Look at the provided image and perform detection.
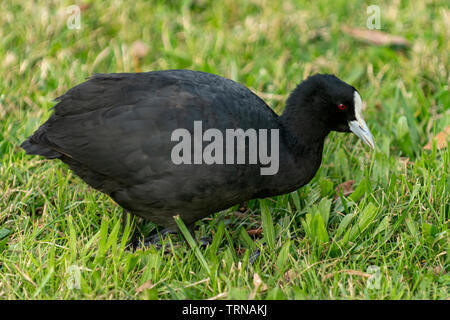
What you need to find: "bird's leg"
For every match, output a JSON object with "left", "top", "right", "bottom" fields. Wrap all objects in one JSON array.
[
  {"left": 249, "top": 248, "right": 261, "bottom": 264},
  {"left": 142, "top": 227, "right": 179, "bottom": 246},
  {"left": 198, "top": 235, "right": 212, "bottom": 247},
  {"left": 139, "top": 224, "right": 212, "bottom": 248}
]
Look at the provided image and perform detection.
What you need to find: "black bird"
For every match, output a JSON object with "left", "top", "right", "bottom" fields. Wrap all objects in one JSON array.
[{"left": 21, "top": 70, "right": 374, "bottom": 239}]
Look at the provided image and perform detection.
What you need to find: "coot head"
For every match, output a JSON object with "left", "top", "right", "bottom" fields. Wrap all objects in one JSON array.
[{"left": 283, "top": 74, "right": 374, "bottom": 148}]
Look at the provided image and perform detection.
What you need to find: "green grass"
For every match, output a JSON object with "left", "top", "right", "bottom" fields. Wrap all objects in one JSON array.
[{"left": 0, "top": 0, "right": 449, "bottom": 299}]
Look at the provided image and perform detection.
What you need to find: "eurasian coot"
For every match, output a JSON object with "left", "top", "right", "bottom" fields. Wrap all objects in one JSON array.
[{"left": 21, "top": 70, "right": 374, "bottom": 235}]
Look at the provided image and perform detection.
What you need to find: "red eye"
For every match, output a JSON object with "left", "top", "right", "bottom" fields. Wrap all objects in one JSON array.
[{"left": 338, "top": 104, "right": 347, "bottom": 110}]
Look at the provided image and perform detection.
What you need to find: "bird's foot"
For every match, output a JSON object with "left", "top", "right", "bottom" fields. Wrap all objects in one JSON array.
[
  {"left": 198, "top": 236, "right": 212, "bottom": 247},
  {"left": 249, "top": 248, "right": 261, "bottom": 264},
  {"left": 142, "top": 227, "right": 178, "bottom": 247},
  {"left": 130, "top": 227, "right": 212, "bottom": 250}
]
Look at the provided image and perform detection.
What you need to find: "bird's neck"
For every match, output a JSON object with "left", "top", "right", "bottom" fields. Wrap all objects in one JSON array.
[
  {"left": 279, "top": 106, "right": 330, "bottom": 155},
  {"left": 255, "top": 113, "right": 327, "bottom": 197},
  {"left": 250, "top": 106, "right": 329, "bottom": 197}
]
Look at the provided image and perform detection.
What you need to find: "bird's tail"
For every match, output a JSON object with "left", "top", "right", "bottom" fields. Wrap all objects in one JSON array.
[{"left": 20, "top": 138, "right": 61, "bottom": 159}]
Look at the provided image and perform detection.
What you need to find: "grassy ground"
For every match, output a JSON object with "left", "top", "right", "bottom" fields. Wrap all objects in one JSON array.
[{"left": 0, "top": 0, "right": 449, "bottom": 299}]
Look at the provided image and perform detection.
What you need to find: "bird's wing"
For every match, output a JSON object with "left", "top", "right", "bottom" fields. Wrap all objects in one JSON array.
[
  {"left": 40, "top": 71, "right": 279, "bottom": 187},
  {"left": 53, "top": 72, "right": 180, "bottom": 116}
]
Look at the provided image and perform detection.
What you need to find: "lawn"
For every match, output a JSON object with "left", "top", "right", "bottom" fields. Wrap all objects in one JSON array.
[{"left": 0, "top": 0, "right": 448, "bottom": 299}]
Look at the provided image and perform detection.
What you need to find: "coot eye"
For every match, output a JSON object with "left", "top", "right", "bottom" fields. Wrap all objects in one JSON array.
[{"left": 338, "top": 104, "right": 347, "bottom": 110}]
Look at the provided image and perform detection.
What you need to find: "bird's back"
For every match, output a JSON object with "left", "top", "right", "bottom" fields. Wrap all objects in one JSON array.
[{"left": 22, "top": 70, "right": 285, "bottom": 227}]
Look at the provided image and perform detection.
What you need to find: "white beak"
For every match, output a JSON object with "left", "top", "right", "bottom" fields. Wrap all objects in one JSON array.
[{"left": 349, "top": 92, "right": 375, "bottom": 149}]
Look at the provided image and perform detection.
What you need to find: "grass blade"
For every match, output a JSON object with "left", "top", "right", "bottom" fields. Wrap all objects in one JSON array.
[
  {"left": 260, "top": 199, "right": 275, "bottom": 251},
  {"left": 173, "top": 215, "right": 211, "bottom": 276}
]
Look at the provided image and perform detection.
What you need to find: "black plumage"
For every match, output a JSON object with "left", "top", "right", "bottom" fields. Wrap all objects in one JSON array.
[{"left": 21, "top": 70, "right": 373, "bottom": 230}]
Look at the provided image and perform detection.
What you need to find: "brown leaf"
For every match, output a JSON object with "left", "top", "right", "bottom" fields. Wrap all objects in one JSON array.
[
  {"left": 247, "top": 227, "right": 262, "bottom": 236},
  {"left": 239, "top": 206, "right": 247, "bottom": 213},
  {"left": 398, "top": 157, "right": 410, "bottom": 173},
  {"left": 341, "top": 26, "right": 410, "bottom": 48},
  {"left": 136, "top": 279, "right": 154, "bottom": 293},
  {"left": 131, "top": 41, "right": 149, "bottom": 72},
  {"left": 253, "top": 273, "right": 262, "bottom": 288},
  {"left": 232, "top": 211, "right": 247, "bottom": 219},
  {"left": 375, "top": 102, "right": 383, "bottom": 111},
  {"left": 335, "top": 180, "right": 355, "bottom": 197},
  {"left": 423, "top": 126, "right": 450, "bottom": 150},
  {"left": 248, "top": 273, "right": 268, "bottom": 299},
  {"left": 284, "top": 269, "right": 298, "bottom": 283},
  {"left": 79, "top": 3, "right": 90, "bottom": 12},
  {"left": 131, "top": 41, "right": 149, "bottom": 59}
]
